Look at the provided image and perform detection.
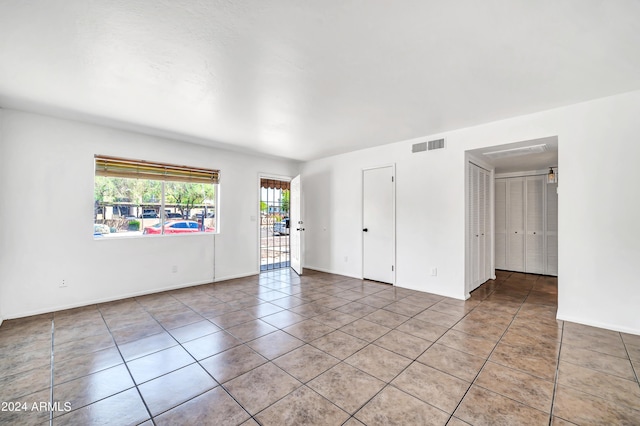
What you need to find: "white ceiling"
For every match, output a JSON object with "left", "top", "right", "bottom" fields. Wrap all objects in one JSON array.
[{"left": 1, "top": 1, "right": 639, "bottom": 161}]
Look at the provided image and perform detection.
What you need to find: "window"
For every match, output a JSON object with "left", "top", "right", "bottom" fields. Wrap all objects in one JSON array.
[{"left": 93, "top": 155, "right": 219, "bottom": 237}]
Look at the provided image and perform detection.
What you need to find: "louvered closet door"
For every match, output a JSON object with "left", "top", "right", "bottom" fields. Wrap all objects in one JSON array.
[
  {"left": 494, "top": 179, "right": 507, "bottom": 269},
  {"left": 478, "top": 169, "right": 487, "bottom": 282},
  {"left": 470, "top": 164, "right": 480, "bottom": 285},
  {"left": 546, "top": 182, "right": 558, "bottom": 275},
  {"left": 507, "top": 178, "right": 525, "bottom": 271},
  {"left": 526, "top": 176, "right": 545, "bottom": 273}
]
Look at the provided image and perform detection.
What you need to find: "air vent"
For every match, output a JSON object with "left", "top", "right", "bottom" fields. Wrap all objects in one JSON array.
[
  {"left": 428, "top": 138, "right": 445, "bottom": 151},
  {"left": 412, "top": 142, "right": 427, "bottom": 153}
]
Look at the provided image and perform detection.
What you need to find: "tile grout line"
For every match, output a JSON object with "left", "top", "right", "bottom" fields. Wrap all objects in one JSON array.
[
  {"left": 548, "top": 320, "right": 565, "bottom": 426},
  {"left": 443, "top": 272, "right": 547, "bottom": 424},
  {"left": 620, "top": 333, "right": 640, "bottom": 385},
  {"left": 49, "top": 319, "right": 54, "bottom": 426},
  {"left": 96, "top": 304, "right": 156, "bottom": 425}
]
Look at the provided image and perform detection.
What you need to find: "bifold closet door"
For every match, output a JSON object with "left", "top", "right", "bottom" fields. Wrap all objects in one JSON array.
[
  {"left": 546, "top": 182, "right": 558, "bottom": 275},
  {"left": 507, "top": 178, "right": 525, "bottom": 271},
  {"left": 526, "top": 176, "right": 545, "bottom": 274},
  {"left": 494, "top": 179, "right": 507, "bottom": 269}
]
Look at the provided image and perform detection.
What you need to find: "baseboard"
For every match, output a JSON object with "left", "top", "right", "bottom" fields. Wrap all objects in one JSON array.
[
  {"left": 4, "top": 278, "right": 216, "bottom": 320},
  {"left": 557, "top": 313, "right": 640, "bottom": 336},
  {"left": 303, "top": 265, "right": 362, "bottom": 280},
  {"left": 214, "top": 271, "right": 260, "bottom": 282}
]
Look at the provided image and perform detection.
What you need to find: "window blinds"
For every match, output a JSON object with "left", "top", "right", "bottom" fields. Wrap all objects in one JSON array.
[{"left": 95, "top": 155, "right": 219, "bottom": 184}]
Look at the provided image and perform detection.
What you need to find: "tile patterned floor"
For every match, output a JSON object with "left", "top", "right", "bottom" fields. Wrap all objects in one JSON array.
[{"left": 1, "top": 269, "right": 639, "bottom": 425}]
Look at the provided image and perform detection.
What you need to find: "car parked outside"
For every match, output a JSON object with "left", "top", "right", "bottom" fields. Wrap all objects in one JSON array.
[
  {"left": 140, "top": 209, "right": 159, "bottom": 218},
  {"left": 143, "top": 220, "right": 214, "bottom": 234},
  {"left": 166, "top": 212, "right": 183, "bottom": 219},
  {"left": 273, "top": 218, "right": 290, "bottom": 235}
]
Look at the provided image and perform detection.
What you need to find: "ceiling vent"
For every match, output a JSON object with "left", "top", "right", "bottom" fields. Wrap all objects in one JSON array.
[
  {"left": 483, "top": 143, "right": 548, "bottom": 159},
  {"left": 412, "top": 138, "right": 445, "bottom": 154}
]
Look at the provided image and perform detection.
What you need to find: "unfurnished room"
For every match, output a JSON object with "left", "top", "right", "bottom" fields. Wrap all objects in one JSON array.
[{"left": 1, "top": 1, "right": 639, "bottom": 425}]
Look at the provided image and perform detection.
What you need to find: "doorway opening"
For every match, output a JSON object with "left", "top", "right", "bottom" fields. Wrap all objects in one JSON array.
[
  {"left": 465, "top": 136, "right": 559, "bottom": 296},
  {"left": 260, "top": 178, "right": 290, "bottom": 271}
]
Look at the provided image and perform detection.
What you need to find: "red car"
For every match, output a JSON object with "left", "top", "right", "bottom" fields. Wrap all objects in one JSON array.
[{"left": 143, "top": 220, "right": 214, "bottom": 235}]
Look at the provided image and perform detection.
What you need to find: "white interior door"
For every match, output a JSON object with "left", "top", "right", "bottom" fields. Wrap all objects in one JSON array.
[
  {"left": 494, "top": 179, "right": 507, "bottom": 269},
  {"left": 290, "top": 175, "right": 303, "bottom": 275},
  {"left": 546, "top": 182, "right": 558, "bottom": 275},
  {"left": 363, "top": 166, "right": 394, "bottom": 284}
]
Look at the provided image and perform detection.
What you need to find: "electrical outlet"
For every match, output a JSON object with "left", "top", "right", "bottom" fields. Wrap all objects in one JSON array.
[
  {"left": 172, "top": 265, "right": 178, "bottom": 273},
  {"left": 430, "top": 268, "right": 437, "bottom": 276},
  {"left": 60, "top": 279, "right": 67, "bottom": 288}
]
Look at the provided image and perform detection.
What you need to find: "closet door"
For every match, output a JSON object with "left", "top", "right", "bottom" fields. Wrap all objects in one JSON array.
[
  {"left": 494, "top": 179, "right": 507, "bottom": 269},
  {"left": 526, "top": 176, "right": 545, "bottom": 273},
  {"left": 470, "top": 164, "right": 480, "bottom": 286},
  {"left": 546, "top": 182, "right": 558, "bottom": 275},
  {"left": 482, "top": 170, "right": 491, "bottom": 281},
  {"left": 478, "top": 169, "right": 487, "bottom": 282},
  {"left": 507, "top": 178, "right": 525, "bottom": 271}
]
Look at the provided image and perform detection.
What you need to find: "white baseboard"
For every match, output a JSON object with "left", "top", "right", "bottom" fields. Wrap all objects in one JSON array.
[
  {"left": 214, "top": 271, "right": 260, "bottom": 282},
  {"left": 303, "top": 265, "right": 362, "bottom": 280},
  {"left": 4, "top": 278, "right": 215, "bottom": 320},
  {"left": 556, "top": 313, "right": 640, "bottom": 336}
]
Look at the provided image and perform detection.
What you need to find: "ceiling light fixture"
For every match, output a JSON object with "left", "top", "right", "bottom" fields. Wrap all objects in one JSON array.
[{"left": 482, "top": 144, "right": 548, "bottom": 159}]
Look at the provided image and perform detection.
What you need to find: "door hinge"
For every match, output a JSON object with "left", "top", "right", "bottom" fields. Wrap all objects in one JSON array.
[
  {"left": 392, "top": 265, "right": 394, "bottom": 271},
  {"left": 391, "top": 176, "right": 394, "bottom": 182}
]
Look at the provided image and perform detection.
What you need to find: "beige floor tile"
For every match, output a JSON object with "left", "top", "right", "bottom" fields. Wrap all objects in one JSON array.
[
  {"left": 283, "top": 319, "right": 335, "bottom": 342},
  {"left": 437, "top": 329, "right": 496, "bottom": 358},
  {"left": 489, "top": 341, "right": 558, "bottom": 381},
  {"left": 309, "top": 330, "right": 368, "bottom": 360},
  {"left": 55, "top": 388, "right": 149, "bottom": 426},
  {"left": 397, "top": 318, "right": 449, "bottom": 341},
  {"left": 355, "top": 386, "right": 449, "bottom": 426},
  {"left": 392, "top": 362, "right": 470, "bottom": 413},
  {"left": 417, "top": 343, "right": 485, "bottom": 382},
  {"left": 138, "top": 364, "right": 217, "bottom": 416},
  {"left": 553, "top": 385, "right": 640, "bottom": 425},
  {"left": 454, "top": 385, "right": 549, "bottom": 426},
  {"left": 246, "top": 329, "right": 305, "bottom": 359},
  {"left": 154, "top": 387, "right": 250, "bottom": 426},
  {"left": 308, "top": 363, "right": 385, "bottom": 414},
  {"left": 345, "top": 344, "right": 411, "bottom": 382},
  {"left": 224, "top": 362, "right": 301, "bottom": 415},
  {"left": 273, "top": 345, "right": 339, "bottom": 382},
  {"left": 255, "top": 386, "right": 349, "bottom": 426},
  {"left": 182, "top": 330, "right": 241, "bottom": 360},
  {"left": 475, "top": 361, "right": 554, "bottom": 413},
  {"left": 200, "top": 344, "right": 267, "bottom": 383},
  {"left": 373, "top": 329, "right": 433, "bottom": 359},
  {"left": 560, "top": 344, "right": 635, "bottom": 380},
  {"left": 127, "top": 345, "right": 195, "bottom": 384},
  {"left": 339, "top": 319, "right": 391, "bottom": 342},
  {"left": 557, "top": 360, "right": 640, "bottom": 410}
]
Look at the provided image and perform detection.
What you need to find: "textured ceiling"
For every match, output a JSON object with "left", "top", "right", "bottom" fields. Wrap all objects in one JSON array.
[{"left": 1, "top": 1, "right": 639, "bottom": 161}]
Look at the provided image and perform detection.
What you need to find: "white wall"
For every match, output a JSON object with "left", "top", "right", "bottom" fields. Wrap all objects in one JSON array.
[
  {"left": 301, "top": 89, "right": 640, "bottom": 335},
  {"left": 0, "top": 110, "right": 299, "bottom": 319},
  {"left": 0, "top": 109, "right": 5, "bottom": 327}
]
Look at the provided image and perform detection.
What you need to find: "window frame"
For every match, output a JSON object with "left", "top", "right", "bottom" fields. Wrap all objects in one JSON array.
[{"left": 94, "top": 155, "right": 219, "bottom": 238}]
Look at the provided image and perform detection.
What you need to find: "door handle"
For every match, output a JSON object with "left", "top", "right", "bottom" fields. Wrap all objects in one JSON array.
[
  {"left": 296, "top": 228, "right": 305, "bottom": 231},
  {"left": 363, "top": 228, "right": 368, "bottom": 232}
]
